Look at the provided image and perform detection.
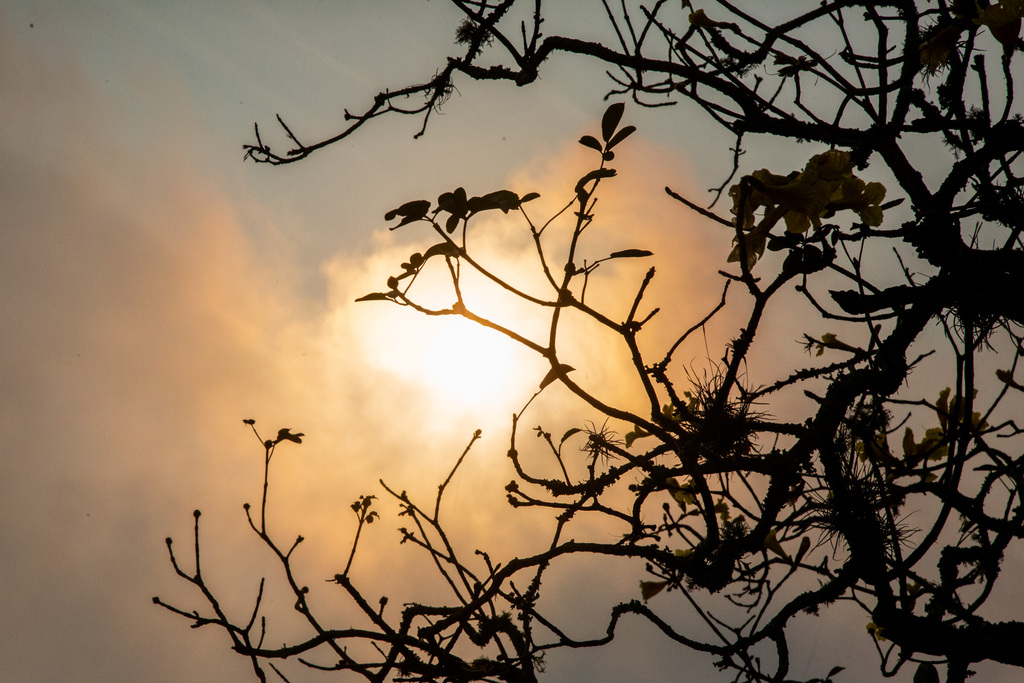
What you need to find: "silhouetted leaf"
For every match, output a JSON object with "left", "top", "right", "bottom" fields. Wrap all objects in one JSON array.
[
  {"left": 520, "top": 192, "right": 540, "bottom": 203},
  {"left": 355, "top": 292, "right": 396, "bottom": 303},
  {"left": 766, "top": 231, "right": 800, "bottom": 251},
  {"left": 243, "top": 418, "right": 255, "bottom": 425},
  {"left": 437, "top": 187, "right": 468, "bottom": 216},
  {"left": 480, "top": 189, "right": 522, "bottom": 213},
  {"left": 539, "top": 364, "right": 575, "bottom": 390},
  {"left": 467, "top": 189, "right": 522, "bottom": 214},
  {"left": 794, "top": 536, "right": 811, "bottom": 565},
  {"left": 608, "top": 249, "right": 653, "bottom": 259},
  {"left": 575, "top": 168, "right": 617, "bottom": 196},
  {"left": 764, "top": 529, "right": 791, "bottom": 561},
  {"left": 606, "top": 125, "right": 636, "bottom": 150},
  {"left": 783, "top": 245, "right": 827, "bottom": 274},
  {"left": 625, "top": 427, "right": 651, "bottom": 448},
  {"left": 639, "top": 579, "right": 668, "bottom": 602},
  {"left": 912, "top": 662, "right": 939, "bottom": 683},
  {"left": 578, "top": 134, "right": 603, "bottom": 152},
  {"left": 385, "top": 199, "right": 431, "bottom": 229},
  {"left": 560, "top": 427, "right": 582, "bottom": 445},
  {"left": 601, "top": 102, "right": 625, "bottom": 142},
  {"left": 275, "top": 428, "right": 304, "bottom": 444},
  {"left": 445, "top": 214, "right": 460, "bottom": 233},
  {"left": 423, "top": 242, "right": 461, "bottom": 260}
]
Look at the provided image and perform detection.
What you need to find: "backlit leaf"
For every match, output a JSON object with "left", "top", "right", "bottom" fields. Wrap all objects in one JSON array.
[
  {"left": 608, "top": 249, "right": 653, "bottom": 259},
  {"left": 625, "top": 427, "right": 650, "bottom": 448},
  {"left": 560, "top": 428, "right": 582, "bottom": 445},
  {"left": 575, "top": 168, "right": 617, "bottom": 196},
  {"left": 764, "top": 529, "right": 791, "bottom": 561},
  {"left": 423, "top": 241, "right": 461, "bottom": 260},
  {"left": 606, "top": 125, "right": 636, "bottom": 150},
  {"left": 539, "top": 363, "right": 575, "bottom": 390},
  {"left": 578, "top": 134, "right": 603, "bottom": 152},
  {"left": 601, "top": 102, "right": 625, "bottom": 142},
  {"left": 639, "top": 579, "right": 668, "bottom": 602},
  {"left": 355, "top": 292, "right": 396, "bottom": 303},
  {"left": 384, "top": 199, "right": 431, "bottom": 229}
]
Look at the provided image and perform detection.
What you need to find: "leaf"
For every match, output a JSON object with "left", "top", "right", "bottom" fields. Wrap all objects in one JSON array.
[
  {"left": 384, "top": 199, "right": 431, "bottom": 229},
  {"left": 976, "top": 2, "right": 1024, "bottom": 49},
  {"left": 275, "top": 428, "right": 304, "bottom": 445},
  {"left": 902, "top": 427, "right": 917, "bottom": 460},
  {"left": 936, "top": 387, "right": 951, "bottom": 430},
  {"left": 606, "top": 125, "right": 636, "bottom": 150},
  {"left": 625, "top": 427, "right": 650, "bottom": 448},
  {"left": 639, "top": 579, "right": 668, "bottom": 602},
  {"left": 445, "top": 214, "right": 460, "bottom": 233},
  {"left": 913, "top": 662, "right": 940, "bottom": 683},
  {"left": 437, "top": 187, "right": 468, "bottom": 216},
  {"left": 794, "top": 536, "right": 811, "bottom": 565},
  {"left": 574, "top": 168, "right": 617, "bottom": 196},
  {"left": 539, "top": 363, "right": 575, "bottom": 390},
  {"left": 764, "top": 529, "right": 791, "bottom": 561},
  {"left": 477, "top": 189, "right": 522, "bottom": 213},
  {"left": 766, "top": 231, "right": 799, "bottom": 251},
  {"left": 423, "top": 241, "right": 461, "bottom": 260},
  {"left": 601, "top": 102, "right": 625, "bottom": 142},
  {"left": 520, "top": 192, "right": 540, "bottom": 203},
  {"left": 560, "top": 428, "right": 582, "bottom": 445},
  {"left": 355, "top": 292, "right": 396, "bottom": 303},
  {"left": 608, "top": 249, "right": 653, "bottom": 259},
  {"left": 578, "top": 134, "right": 603, "bottom": 152}
]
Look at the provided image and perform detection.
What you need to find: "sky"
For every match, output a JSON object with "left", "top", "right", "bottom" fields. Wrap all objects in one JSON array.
[{"left": 1, "top": 2, "right": 1020, "bottom": 682}]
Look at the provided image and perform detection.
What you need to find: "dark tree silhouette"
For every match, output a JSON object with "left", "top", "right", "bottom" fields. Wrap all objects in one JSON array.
[{"left": 156, "top": 3, "right": 1024, "bottom": 682}]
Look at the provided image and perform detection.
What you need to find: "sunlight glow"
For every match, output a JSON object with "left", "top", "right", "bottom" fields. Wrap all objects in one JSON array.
[
  {"left": 327, "top": 241, "right": 547, "bottom": 426},
  {"left": 395, "top": 313, "right": 532, "bottom": 408}
]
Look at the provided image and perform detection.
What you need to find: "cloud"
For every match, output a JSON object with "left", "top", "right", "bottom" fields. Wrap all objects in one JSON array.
[{"left": 0, "top": 19, "right": 327, "bottom": 682}]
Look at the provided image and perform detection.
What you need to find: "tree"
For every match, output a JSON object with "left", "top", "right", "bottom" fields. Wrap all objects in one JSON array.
[{"left": 154, "top": 2, "right": 1024, "bottom": 682}]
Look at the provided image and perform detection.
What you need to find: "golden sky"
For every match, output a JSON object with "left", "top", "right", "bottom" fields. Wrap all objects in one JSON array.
[
  {"left": 0, "top": 4, "right": 718, "bottom": 680},
  {"left": 3, "top": 3, "right": 1021, "bottom": 682}
]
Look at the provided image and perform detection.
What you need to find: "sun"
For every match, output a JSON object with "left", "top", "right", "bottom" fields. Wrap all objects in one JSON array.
[
  {"left": 343, "top": 271, "right": 545, "bottom": 421},
  {"left": 405, "top": 313, "right": 536, "bottom": 407}
]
